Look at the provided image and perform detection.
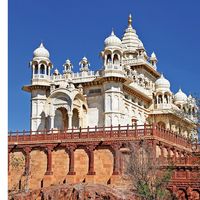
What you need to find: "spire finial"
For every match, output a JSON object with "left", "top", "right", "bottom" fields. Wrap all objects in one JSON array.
[
  {"left": 40, "top": 41, "right": 44, "bottom": 48},
  {"left": 111, "top": 28, "right": 115, "bottom": 36},
  {"left": 128, "top": 14, "right": 132, "bottom": 27}
]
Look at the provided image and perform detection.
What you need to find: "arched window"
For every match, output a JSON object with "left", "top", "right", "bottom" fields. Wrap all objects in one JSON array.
[
  {"left": 35, "top": 64, "right": 38, "bottom": 74},
  {"left": 158, "top": 95, "right": 162, "bottom": 104},
  {"left": 72, "top": 108, "right": 79, "bottom": 129},
  {"left": 54, "top": 107, "right": 68, "bottom": 130},
  {"left": 164, "top": 94, "right": 168, "bottom": 104},
  {"left": 106, "top": 54, "right": 112, "bottom": 64},
  {"left": 40, "top": 64, "right": 45, "bottom": 74},
  {"left": 113, "top": 54, "right": 119, "bottom": 65},
  {"left": 192, "top": 108, "right": 196, "bottom": 115}
]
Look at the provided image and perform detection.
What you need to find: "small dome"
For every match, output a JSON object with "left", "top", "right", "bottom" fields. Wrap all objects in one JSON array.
[
  {"left": 155, "top": 74, "right": 170, "bottom": 91},
  {"left": 82, "top": 56, "right": 88, "bottom": 61},
  {"left": 188, "top": 94, "right": 193, "bottom": 100},
  {"left": 104, "top": 30, "right": 122, "bottom": 48},
  {"left": 174, "top": 89, "right": 187, "bottom": 103},
  {"left": 33, "top": 43, "right": 50, "bottom": 58},
  {"left": 53, "top": 69, "right": 59, "bottom": 75}
]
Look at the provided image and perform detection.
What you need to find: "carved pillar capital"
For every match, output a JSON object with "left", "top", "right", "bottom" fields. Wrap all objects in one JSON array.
[
  {"left": 65, "top": 144, "right": 77, "bottom": 152},
  {"left": 23, "top": 146, "right": 31, "bottom": 155}
]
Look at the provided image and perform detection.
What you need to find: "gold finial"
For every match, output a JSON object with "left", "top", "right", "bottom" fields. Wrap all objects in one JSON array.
[{"left": 128, "top": 14, "right": 132, "bottom": 27}]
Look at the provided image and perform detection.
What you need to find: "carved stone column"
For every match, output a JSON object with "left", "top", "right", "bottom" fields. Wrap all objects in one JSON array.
[
  {"left": 86, "top": 145, "right": 96, "bottom": 175},
  {"left": 45, "top": 145, "right": 54, "bottom": 175},
  {"left": 50, "top": 115, "right": 54, "bottom": 129},
  {"left": 111, "top": 143, "right": 121, "bottom": 175},
  {"left": 68, "top": 113, "right": 72, "bottom": 129},
  {"left": 67, "top": 145, "right": 76, "bottom": 175}
]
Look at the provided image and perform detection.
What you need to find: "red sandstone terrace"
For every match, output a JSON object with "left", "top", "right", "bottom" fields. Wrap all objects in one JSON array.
[{"left": 8, "top": 124, "right": 200, "bottom": 199}]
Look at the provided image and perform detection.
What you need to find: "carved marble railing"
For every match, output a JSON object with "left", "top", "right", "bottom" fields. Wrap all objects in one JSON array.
[{"left": 122, "top": 56, "right": 156, "bottom": 70}]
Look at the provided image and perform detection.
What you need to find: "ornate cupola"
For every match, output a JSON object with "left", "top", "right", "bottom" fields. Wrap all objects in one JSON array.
[
  {"left": 101, "top": 30, "right": 122, "bottom": 69},
  {"left": 63, "top": 59, "right": 73, "bottom": 76},
  {"left": 154, "top": 74, "right": 172, "bottom": 108},
  {"left": 30, "top": 43, "right": 53, "bottom": 80},
  {"left": 150, "top": 52, "right": 158, "bottom": 70},
  {"left": 174, "top": 89, "right": 187, "bottom": 110},
  {"left": 79, "top": 56, "right": 90, "bottom": 72}
]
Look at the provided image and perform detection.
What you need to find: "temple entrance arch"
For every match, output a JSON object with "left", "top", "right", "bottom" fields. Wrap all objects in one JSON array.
[{"left": 54, "top": 107, "right": 68, "bottom": 130}]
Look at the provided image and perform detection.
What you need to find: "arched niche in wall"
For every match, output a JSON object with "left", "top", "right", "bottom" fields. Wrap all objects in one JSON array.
[
  {"left": 113, "top": 115, "right": 119, "bottom": 126},
  {"left": 107, "top": 95, "right": 112, "bottom": 111},
  {"left": 72, "top": 108, "right": 79, "bottom": 129},
  {"left": 37, "top": 111, "right": 46, "bottom": 131},
  {"left": 113, "top": 95, "right": 119, "bottom": 111},
  {"left": 106, "top": 115, "right": 112, "bottom": 126},
  {"left": 54, "top": 107, "right": 68, "bottom": 130},
  {"left": 113, "top": 54, "right": 119, "bottom": 65}
]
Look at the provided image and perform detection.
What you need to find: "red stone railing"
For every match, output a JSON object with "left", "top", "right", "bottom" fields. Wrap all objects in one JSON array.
[{"left": 8, "top": 123, "right": 195, "bottom": 149}]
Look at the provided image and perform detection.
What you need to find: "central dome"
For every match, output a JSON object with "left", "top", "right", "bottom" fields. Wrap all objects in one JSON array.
[
  {"left": 104, "top": 30, "right": 122, "bottom": 48},
  {"left": 122, "top": 14, "right": 144, "bottom": 51},
  {"left": 33, "top": 43, "right": 50, "bottom": 58}
]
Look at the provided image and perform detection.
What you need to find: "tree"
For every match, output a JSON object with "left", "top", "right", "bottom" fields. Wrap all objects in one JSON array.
[{"left": 124, "top": 141, "right": 175, "bottom": 200}]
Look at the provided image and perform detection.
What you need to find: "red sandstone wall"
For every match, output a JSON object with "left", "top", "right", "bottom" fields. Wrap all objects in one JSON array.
[
  {"left": 94, "top": 149, "right": 113, "bottom": 184},
  {"left": 52, "top": 149, "right": 69, "bottom": 185},
  {"left": 9, "top": 149, "right": 114, "bottom": 191},
  {"left": 74, "top": 149, "right": 88, "bottom": 183}
]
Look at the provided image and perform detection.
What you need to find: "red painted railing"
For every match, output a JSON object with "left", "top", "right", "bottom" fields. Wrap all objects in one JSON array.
[{"left": 8, "top": 124, "right": 193, "bottom": 148}]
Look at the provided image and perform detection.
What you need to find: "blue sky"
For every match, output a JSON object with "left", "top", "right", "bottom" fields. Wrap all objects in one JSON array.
[{"left": 9, "top": 0, "right": 200, "bottom": 131}]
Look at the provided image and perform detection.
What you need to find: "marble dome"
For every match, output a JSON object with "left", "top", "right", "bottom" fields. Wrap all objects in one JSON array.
[{"left": 33, "top": 43, "right": 50, "bottom": 58}]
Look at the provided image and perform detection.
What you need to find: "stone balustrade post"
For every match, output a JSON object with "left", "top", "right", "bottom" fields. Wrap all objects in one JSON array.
[
  {"left": 86, "top": 145, "right": 96, "bottom": 175},
  {"left": 67, "top": 145, "right": 76, "bottom": 175},
  {"left": 45, "top": 145, "right": 54, "bottom": 175}
]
